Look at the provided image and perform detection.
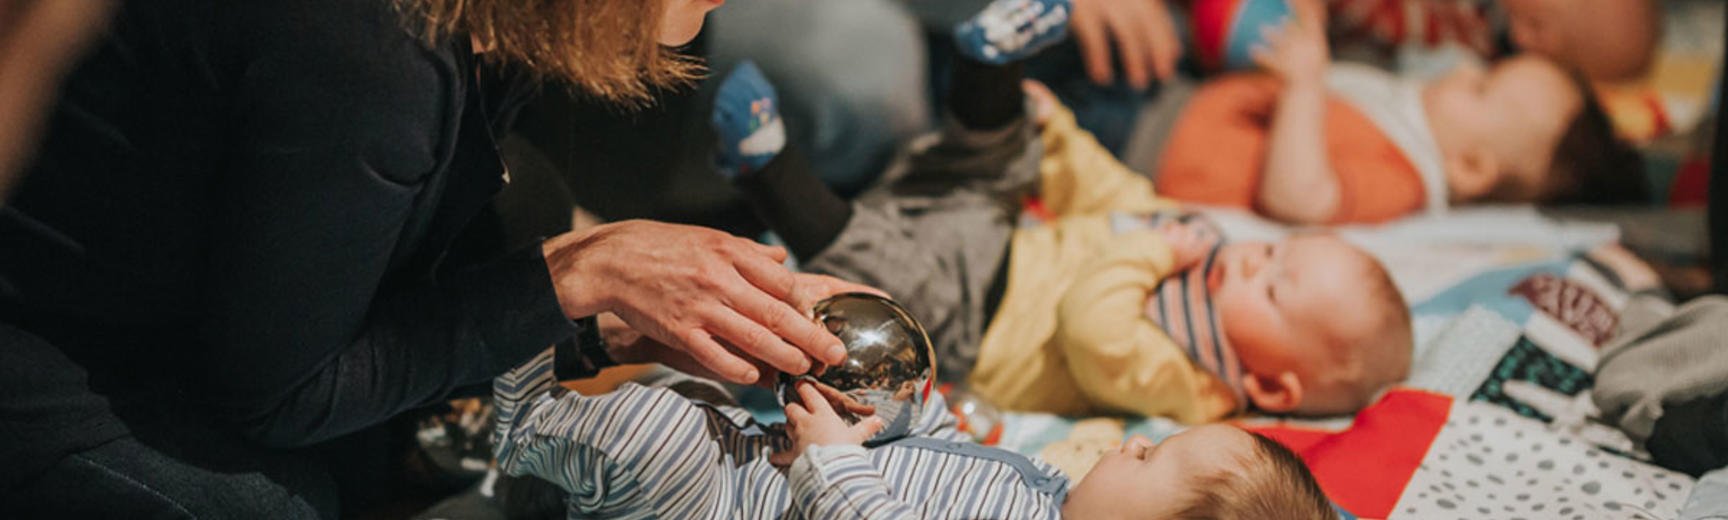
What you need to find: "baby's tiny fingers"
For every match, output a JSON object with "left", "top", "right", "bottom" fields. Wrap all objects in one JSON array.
[
  {"left": 1178, "top": 225, "right": 1203, "bottom": 246},
  {"left": 784, "top": 402, "right": 811, "bottom": 424},
  {"left": 852, "top": 417, "right": 886, "bottom": 440},
  {"left": 1250, "top": 45, "right": 1280, "bottom": 70},
  {"left": 1260, "top": 24, "right": 1285, "bottom": 44},
  {"left": 797, "top": 382, "right": 836, "bottom": 416}
]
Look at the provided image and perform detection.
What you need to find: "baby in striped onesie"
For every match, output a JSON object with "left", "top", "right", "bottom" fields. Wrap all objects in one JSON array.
[{"left": 492, "top": 348, "right": 1336, "bottom": 519}]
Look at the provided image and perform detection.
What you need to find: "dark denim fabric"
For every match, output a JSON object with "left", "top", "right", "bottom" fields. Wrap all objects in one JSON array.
[{"left": 5, "top": 438, "right": 320, "bottom": 519}]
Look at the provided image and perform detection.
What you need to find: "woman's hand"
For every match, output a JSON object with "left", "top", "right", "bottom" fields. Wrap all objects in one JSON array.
[
  {"left": 596, "top": 274, "right": 886, "bottom": 389},
  {"left": 543, "top": 220, "right": 859, "bottom": 384},
  {"left": 787, "top": 272, "right": 890, "bottom": 314},
  {"left": 597, "top": 312, "right": 775, "bottom": 387},
  {"left": 769, "top": 381, "right": 885, "bottom": 467},
  {"left": 1069, "top": 0, "right": 1184, "bottom": 90}
]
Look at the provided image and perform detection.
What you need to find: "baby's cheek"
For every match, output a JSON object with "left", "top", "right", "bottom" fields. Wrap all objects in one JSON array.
[
  {"left": 1219, "top": 307, "right": 1288, "bottom": 365},
  {"left": 1213, "top": 291, "right": 1257, "bottom": 331},
  {"left": 1227, "top": 331, "right": 1271, "bottom": 368}
]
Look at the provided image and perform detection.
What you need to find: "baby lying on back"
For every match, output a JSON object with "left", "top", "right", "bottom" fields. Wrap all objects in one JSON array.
[
  {"left": 1145, "top": 0, "right": 1643, "bottom": 224},
  {"left": 969, "top": 215, "right": 1414, "bottom": 423},
  {"left": 706, "top": 0, "right": 1414, "bottom": 424},
  {"left": 492, "top": 347, "right": 1338, "bottom": 519}
]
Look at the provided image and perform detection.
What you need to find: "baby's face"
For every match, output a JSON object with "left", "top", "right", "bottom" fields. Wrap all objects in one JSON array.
[
  {"left": 1063, "top": 425, "right": 1255, "bottom": 518},
  {"left": 1423, "top": 56, "right": 1582, "bottom": 198},
  {"left": 1210, "top": 235, "right": 1378, "bottom": 385},
  {"left": 1426, "top": 56, "right": 1577, "bottom": 138}
]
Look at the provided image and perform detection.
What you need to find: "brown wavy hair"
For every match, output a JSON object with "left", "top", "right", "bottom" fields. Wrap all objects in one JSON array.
[{"left": 394, "top": 0, "right": 702, "bottom": 105}]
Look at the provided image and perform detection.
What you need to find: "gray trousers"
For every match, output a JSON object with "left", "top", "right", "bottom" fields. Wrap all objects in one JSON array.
[
  {"left": 1595, "top": 295, "right": 1728, "bottom": 442},
  {"left": 1594, "top": 294, "right": 1728, "bottom": 478},
  {"left": 1118, "top": 77, "right": 1199, "bottom": 178},
  {"left": 803, "top": 115, "right": 1041, "bottom": 382},
  {"left": 1682, "top": 467, "right": 1728, "bottom": 520}
]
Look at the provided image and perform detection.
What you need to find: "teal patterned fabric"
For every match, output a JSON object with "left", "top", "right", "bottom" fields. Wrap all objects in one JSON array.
[{"left": 1468, "top": 337, "right": 1594, "bottom": 422}]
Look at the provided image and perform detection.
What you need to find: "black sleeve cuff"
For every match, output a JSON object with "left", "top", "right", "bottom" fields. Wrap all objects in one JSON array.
[
  {"left": 554, "top": 315, "right": 616, "bottom": 381},
  {"left": 458, "top": 243, "right": 582, "bottom": 377}
]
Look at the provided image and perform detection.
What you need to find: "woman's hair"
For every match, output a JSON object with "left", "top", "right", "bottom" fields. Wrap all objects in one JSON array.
[{"left": 394, "top": 0, "right": 702, "bottom": 105}]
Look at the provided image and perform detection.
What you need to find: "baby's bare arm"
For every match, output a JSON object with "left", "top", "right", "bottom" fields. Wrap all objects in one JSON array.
[{"left": 1253, "top": 0, "right": 1339, "bottom": 224}]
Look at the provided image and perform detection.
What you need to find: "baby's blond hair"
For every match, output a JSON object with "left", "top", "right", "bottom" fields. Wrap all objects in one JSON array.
[
  {"left": 1174, "top": 432, "right": 1335, "bottom": 520},
  {"left": 1302, "top": 247, "right": 1412, "bottom": 416}
]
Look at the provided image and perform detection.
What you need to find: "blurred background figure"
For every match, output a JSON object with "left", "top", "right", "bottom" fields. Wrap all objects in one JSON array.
[
  {"left": 4, "top": 1, "right": 324, "bottom": 517},
  {"left": 505, "top": 0, "right": 932, "bottom": 241},
  {"left": 0, "top": 0, "right": 113, "bottom": 195},
  {"left": 2, "top": 3, "right": 308, "bottom": 520},
  {"left": 3, "top": 0, "right": 879, "bottom": 518},
  {"left": 516, "top": 0, "right": 1665, "bottom": 238},
  {"left": 1502, "top": 0, "right": 1660, "bottom": 81}
]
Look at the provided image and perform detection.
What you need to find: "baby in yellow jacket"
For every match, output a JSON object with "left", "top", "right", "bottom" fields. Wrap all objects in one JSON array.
[
  {"left": 719, "top": 32, "right": 1412, "bottom": 423},
  {"left": 956, "top": 94, "right": 1414, "bottom": 422},
  {"left": 976, "top": 208, "right": 1412, "bottom": 423}
]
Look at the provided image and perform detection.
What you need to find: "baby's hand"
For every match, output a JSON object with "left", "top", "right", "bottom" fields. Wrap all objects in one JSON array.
[
  {"left": 1156, "top": 221, "right": 1219, "bottom": 272},
  {"left": 769, "top": 381, "right": 885, "bottom": 467},
  {"left": 1023, "top": 80, "right": 1059, "bottom": 127},
  {"left": 1250, "top": 0, "right": 1328, "bottom": 86},
  {"left": 811, "top": 379, "right": 879, "bottom": 418},
  {"left": 1588, "top": 243, "right": 1662, "bottom": 293}
]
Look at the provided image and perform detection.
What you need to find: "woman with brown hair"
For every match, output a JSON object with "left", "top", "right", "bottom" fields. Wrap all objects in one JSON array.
[{"left": 0, "top": 0, "right": 870, "bottom": 516}]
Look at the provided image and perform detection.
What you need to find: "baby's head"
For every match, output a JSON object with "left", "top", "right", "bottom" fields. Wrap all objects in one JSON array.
[
  {"left": 1423, "top": 55, "right": 1646, "bottom": 207},
  {"left": 1501, "top": 0, "right": 1657, "bottom": 81},
  {"left": 1062, "top": 424, "right": 1334, "bottom": 519},
  {"left": 1212, "top": 234, "right": 1411, "bottom": 416}
]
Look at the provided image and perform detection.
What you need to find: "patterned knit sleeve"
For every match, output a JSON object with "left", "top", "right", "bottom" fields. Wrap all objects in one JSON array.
[
  {"left": 492, "top": 349, "right": 730, "bottom": 518},
  {"left": 789, "top": 445, "right": 924, "bottom": 519}
]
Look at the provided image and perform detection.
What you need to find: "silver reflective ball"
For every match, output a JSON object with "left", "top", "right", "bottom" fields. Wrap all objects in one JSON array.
[{"left": 778, "top": 293, "right": 937, "bottom": 444}]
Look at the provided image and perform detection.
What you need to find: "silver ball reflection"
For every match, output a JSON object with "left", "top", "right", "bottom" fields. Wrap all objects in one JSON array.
[{"left": 778, "top": 293, "right": 936, "bottom": 444}]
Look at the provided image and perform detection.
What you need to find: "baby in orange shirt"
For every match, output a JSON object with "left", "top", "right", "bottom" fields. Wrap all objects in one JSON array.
[{"left": 1143, "top": 0, "right": 1643, "bottom": 224}]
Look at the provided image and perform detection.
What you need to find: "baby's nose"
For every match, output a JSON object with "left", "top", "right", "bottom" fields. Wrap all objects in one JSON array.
[
  {"left": 1449, "top": 62, "right": 1487, "bottom": 83},
  {"left": 1239, "top": 252, "right": 1263, "bottom": 279},
  {"left": 1121, "top": 435, "right": 1155, "bottom": 456}
]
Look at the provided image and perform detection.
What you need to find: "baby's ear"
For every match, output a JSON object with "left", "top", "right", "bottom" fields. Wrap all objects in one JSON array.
[
  {"left": 1446, "top": 147, "right": 1501, "bottom": 202},
  {"left": 1243, "top": 371, "right": 1304, "bottom": 413}
]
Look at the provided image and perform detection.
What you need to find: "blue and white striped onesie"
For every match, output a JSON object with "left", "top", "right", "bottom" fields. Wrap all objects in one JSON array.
[{"left": 493, "top": 348, "right": 1071, "bottom": 519}]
